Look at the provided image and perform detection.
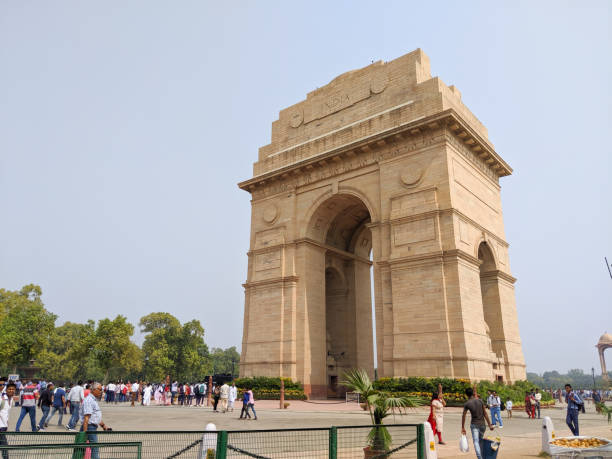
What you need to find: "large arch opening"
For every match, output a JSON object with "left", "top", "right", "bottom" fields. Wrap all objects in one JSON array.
[
  {"left": 478, "top": 241, "right": 504, "bottom": 380},
  {"left": 308, "top": 194, "right": 375, "bottom": 397}
]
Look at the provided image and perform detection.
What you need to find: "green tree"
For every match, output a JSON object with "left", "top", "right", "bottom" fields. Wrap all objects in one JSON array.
[
  {"left": 0, "top": 285, "right": 56, "bottom": 372},
  {"left": 140, "top": 313, "right": 211, "bottom": 381},
  {"left": 37, "top": 320, "right": 96, "bottom": 382},
  {"left": 93, "top": 315, "right": 142, "bottom": 382},
  {"left": 211, "top": 346, "right": 240, "bottom": 377}
]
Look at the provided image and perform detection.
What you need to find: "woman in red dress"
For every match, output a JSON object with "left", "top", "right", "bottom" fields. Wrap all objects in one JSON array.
[{"left": 427, "top": 384, "right": 446, "bottom": 444}]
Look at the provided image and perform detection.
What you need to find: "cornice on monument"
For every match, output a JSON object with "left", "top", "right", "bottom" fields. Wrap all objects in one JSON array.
[{"left": 238, "top": 109, "right": 512, "bottom": 193}]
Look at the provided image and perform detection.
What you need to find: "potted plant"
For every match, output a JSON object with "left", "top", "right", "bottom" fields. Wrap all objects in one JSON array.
[{"left": 342, "top": 369, "right": 419, "bottom": 458}]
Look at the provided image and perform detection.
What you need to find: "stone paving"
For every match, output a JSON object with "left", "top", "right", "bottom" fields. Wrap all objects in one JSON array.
[{"left": 7, "top": 401, "right": 612, "bottom": 458}]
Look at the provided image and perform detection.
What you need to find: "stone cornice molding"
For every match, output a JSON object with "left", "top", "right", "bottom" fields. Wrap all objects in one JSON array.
[
  {"left": 239, "top": 109, "right": 512, "bottom": 194},
  {"left": 480, "top": 269, "right": 517, "bottom": 284},
  {"left": 243, "top": 275, "right": 299, "bottom": 290}
]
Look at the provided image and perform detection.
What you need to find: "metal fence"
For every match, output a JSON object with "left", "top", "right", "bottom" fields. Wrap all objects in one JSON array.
[
  {"left": 0, "top": 424, "right": 425, "bottom": 459},
  {"left": 0, "top": 441, "right": 142, "bottom": 458}
]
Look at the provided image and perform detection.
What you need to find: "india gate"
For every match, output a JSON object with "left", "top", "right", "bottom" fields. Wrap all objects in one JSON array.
[{"left": 238, "top": 49, "right": 526, "bottom": 398}]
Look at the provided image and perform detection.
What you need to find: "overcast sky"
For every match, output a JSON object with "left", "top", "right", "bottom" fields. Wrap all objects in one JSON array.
[{"left": 1, "top": 1, "right": 610, "bottom": 375}]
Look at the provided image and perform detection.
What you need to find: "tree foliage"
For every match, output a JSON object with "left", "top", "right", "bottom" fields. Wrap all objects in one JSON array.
[
  {"left": 0, "top": 285, "right": 56, "bottom": 371},
  {"left": 211, "top": 346, "right": 240, "bottom": 377},
  {"left": 140, "top": 312, "right": 211, "bottom": 382}
]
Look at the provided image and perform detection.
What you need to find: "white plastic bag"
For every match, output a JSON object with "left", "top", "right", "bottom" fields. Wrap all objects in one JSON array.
[{"left": 459, "top": 434, "right": 470, "bottom": 453}]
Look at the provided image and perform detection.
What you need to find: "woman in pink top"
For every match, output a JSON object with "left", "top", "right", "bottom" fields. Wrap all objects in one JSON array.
[{"left": 247, "top": 389, "right": 257, "bottom": 420}]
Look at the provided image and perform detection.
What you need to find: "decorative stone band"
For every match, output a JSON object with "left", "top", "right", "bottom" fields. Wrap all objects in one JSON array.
[{"left": 239, "top": 109, "right": 512, "bottom": 194}]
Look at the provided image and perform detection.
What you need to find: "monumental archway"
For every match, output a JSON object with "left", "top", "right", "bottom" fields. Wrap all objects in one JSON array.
[{"left": 239, "top": 49, "right": 526, "bottom": 398}]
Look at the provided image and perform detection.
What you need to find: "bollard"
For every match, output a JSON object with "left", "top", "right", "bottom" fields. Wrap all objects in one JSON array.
[
  {"left": 280, "top": 378, "right": 285, "bottom": 409},
  {"left": 423, "top": 422, "right": 438, "bottom": 459},
  {"left": 541, "top": 416, "right": 555, "bottom": 456}
]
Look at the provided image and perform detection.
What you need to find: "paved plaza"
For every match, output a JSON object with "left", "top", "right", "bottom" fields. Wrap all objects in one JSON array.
[{"left": 6, "top": 400, "right": 611, "bottom": 458}]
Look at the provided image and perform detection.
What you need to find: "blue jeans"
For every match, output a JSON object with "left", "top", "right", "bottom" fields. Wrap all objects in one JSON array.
[
  {"left": 68, "top": 401, "right": 80, "bottom": 428},
  {"left": 566, "top": 409, "right": 579, "bottom": 436},
  {"left": 470, "top": 424, "right": 486, "bottom": 459},
  {"left": 490, "top": 406, "right": 503, "bottom": 426},
  {"left": 15, "top": 406, "right": 36, "bottom": 432},
  {"left": 38, "top": 405, "right": 50, "bottom": 429},
  {"left": 247, "top": 403, "right": 257, "bottom": 418},
  {"left": 47, "top": 405, "right": 64, "bottom": 425},
  {"left": 80, "top": 423, "right": 99, "bottom": 459}
]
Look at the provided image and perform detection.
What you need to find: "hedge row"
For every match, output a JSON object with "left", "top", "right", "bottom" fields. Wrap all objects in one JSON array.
[
  {"left": 233, "top": 376, "right": 303, "bottom": 391},
  {"left": 372, "top": 377, "right": 553, "bottom": 405},
  {"left": 237, "top": 389, "right": 307, "bottom": 401}
]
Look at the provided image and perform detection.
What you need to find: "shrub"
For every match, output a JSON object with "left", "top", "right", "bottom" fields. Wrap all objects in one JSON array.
[{"left": 233, "top": 377, "right": 303, "bottom": 391}]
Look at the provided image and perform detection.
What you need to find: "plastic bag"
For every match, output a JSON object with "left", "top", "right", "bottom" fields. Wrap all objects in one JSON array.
[{"left": 459, "top": 434, "right": 470, "bottom": 453}]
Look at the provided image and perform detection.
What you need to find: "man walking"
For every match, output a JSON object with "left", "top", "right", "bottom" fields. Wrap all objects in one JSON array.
[
  {"left": 534, "top": 388, "right": 542, "bottom": 419},
  {"left": 228, "top": 382, "right": 237, "bottom": 412},
  {"left": 15, "top": 381, "right": 37, "bottom": 432},
  {"left": 220, "top": 382, "right": 230, "bottom": 413},
  {"left": 564, "top": 384, "right": 583, "bottom": 436},
  {"left": 80, "top": 382, "right": 112, "bottom": 459},
  {"left": 461, "top": 387, "right": 494, "bottom": 459},
  {"left": 1, "top": 381, "right": 16, "bottom": 459},
  {"left": 130, "top": 381, "right": 139, "bottom": 407},
  {"left": 47, "top": 382, "right": 66, "bottom": 426},
  {"left": 37, "top": 382, "right": 54, "bottom": 431},
  {"left": 66, "top": 380, "right": 84, "bottom": 431},
  {"left": 487, "top": 390, "right": 503, "bottom": 428}
]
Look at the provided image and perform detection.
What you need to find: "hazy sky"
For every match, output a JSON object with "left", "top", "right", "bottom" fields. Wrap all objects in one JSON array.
[{"left": 1, "top": 1, "right": 610, "bottom": 375}]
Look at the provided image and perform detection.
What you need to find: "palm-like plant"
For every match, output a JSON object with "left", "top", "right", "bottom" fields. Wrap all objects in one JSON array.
[
  {"left": 596, "top": 402, "right": 612, "bottom": 423},
  {"left": 342, "top": 369, "right": 419, "bottom": 452}
]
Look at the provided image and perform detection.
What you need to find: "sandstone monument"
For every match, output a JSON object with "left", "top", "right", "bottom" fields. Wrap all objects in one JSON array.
[
  {"left": 238, "top": 49, "right": 526, "bottom": 398},
  {"left": 597, "top": 332, "right": 611, "bottom": 384}
]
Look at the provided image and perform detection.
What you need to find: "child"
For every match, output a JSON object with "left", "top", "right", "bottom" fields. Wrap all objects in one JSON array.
[{"left": 506, "top": 399, "right": 513, "bottom": 418}]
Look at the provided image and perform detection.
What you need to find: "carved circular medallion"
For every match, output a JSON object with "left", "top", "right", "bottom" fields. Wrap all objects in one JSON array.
[
  {"left": 263, "top": 205, "right": 278, "bottom": 224},
  {"left": 370, "top": 71, "right": 388, "bottom": 94},
  {"left": 289, "top": 109, "right": 303, "bottom": 128},
  {"left": 400, "top": 167, "right": 423, "bottom": 187}
]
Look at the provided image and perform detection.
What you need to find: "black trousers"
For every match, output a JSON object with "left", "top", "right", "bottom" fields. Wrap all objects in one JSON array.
[{"left": 0, "top": 426, "right": 8, "bottom": 459}]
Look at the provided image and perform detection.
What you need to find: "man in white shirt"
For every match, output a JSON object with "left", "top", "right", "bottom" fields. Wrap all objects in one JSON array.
[
  {"left": 66, "top": 380, "right": 84, "bottom": 431},
  {"left": 228, "top": 382, "right": 237, "bottom": 412},
  {"left": 1, "top": 380, "right": 16, "bottom": 458},
  {"left": 534, "top": 389, "right": 542, "bottom": 419},
  {"left": 219, "top": 382, "right": 230, "bottom": 413},
  {"left": 130, "top": 382, "right": 140, "bottom": 407},
  {"left": 106, "top": 382, "right": 116, "bottom": 403}
]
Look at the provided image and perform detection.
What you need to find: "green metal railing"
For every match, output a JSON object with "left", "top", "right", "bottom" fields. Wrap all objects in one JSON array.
[
  {"left": 0, "top": 441, "right": 142, "bottom": 458},
  {"left": 0, "top": 424, "right": 425, "bottom": 458}
]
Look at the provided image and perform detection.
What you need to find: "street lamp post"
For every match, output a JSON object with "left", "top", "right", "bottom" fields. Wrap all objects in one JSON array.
[{"left": 592, "top": 367, "right": 596, "bottom": 389}]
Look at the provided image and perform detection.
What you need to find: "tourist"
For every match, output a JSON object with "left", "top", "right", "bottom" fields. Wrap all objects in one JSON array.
[
  {"left": 130, "top": 380, "right": 139, "bottom": 407},
  {"left": 106, "top": 381, "right": 115, "bottom": 403},
  {"left": 564, "top": 384, "right": 583, "bottom": 436},
  {"left": 461, "top": 387, "right": 494, "bottom": 459},
  {"left": 506, "top": 398, "right": 513, "bottom": 418},
  {"left": 487, "top": 390, "right": 503, "bottom": 428},
  {"left": 46, "top": 382, "right": 66, "bottom": 426},
  {"left": 220, "top": 382, "right": 230, "bottom": 413},
  {"left": 212, "top": 385, "right": 220, "bottom": 412},
  {"left": 15, "top": 380, "right": 37, "bottom": 432},
  {"left": 164, "top": 382, "right": 172, "bottom": 405},
  {"left": 36, "top": 381, "right": 54, "bottom": 431},
  {"left": 66, "top": 380, "right": 84, "bottom": 431},
  {"left": 239, "top": 390, "right": 250, "bottom": 420},
  {"left": 80, "top": 382, "right": 112, "bottom": 459},
  {"left": 1, "top": 381, "right": 16, "bottom": 459},
  {"left": 228, "top": 382, "right": 237, "bottom": 412},
  {"left": 143, "top": 384, "right": 152, "bottom": 406},
  {"left": 524, "top": 392, "right": 533, "bottom": 419},
  {"left": 534, "top": 389, "right": 542, "bottom": 419},
  {"left": 247, "top": 388, "right": 257, "bottom": 420},
  {"left": 171, "top": 381, "right": 178, "bottom": 405},
  {"left": 427, "top": 384, "right": 446, "bottom": 444},
  {"left": 154, "top": 385, "right": 162, "bottom": 405}
]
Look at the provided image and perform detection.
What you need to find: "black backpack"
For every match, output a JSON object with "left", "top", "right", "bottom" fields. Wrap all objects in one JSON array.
[{"left": 500, "top": 401, "right": 506, "bottom": 411}]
